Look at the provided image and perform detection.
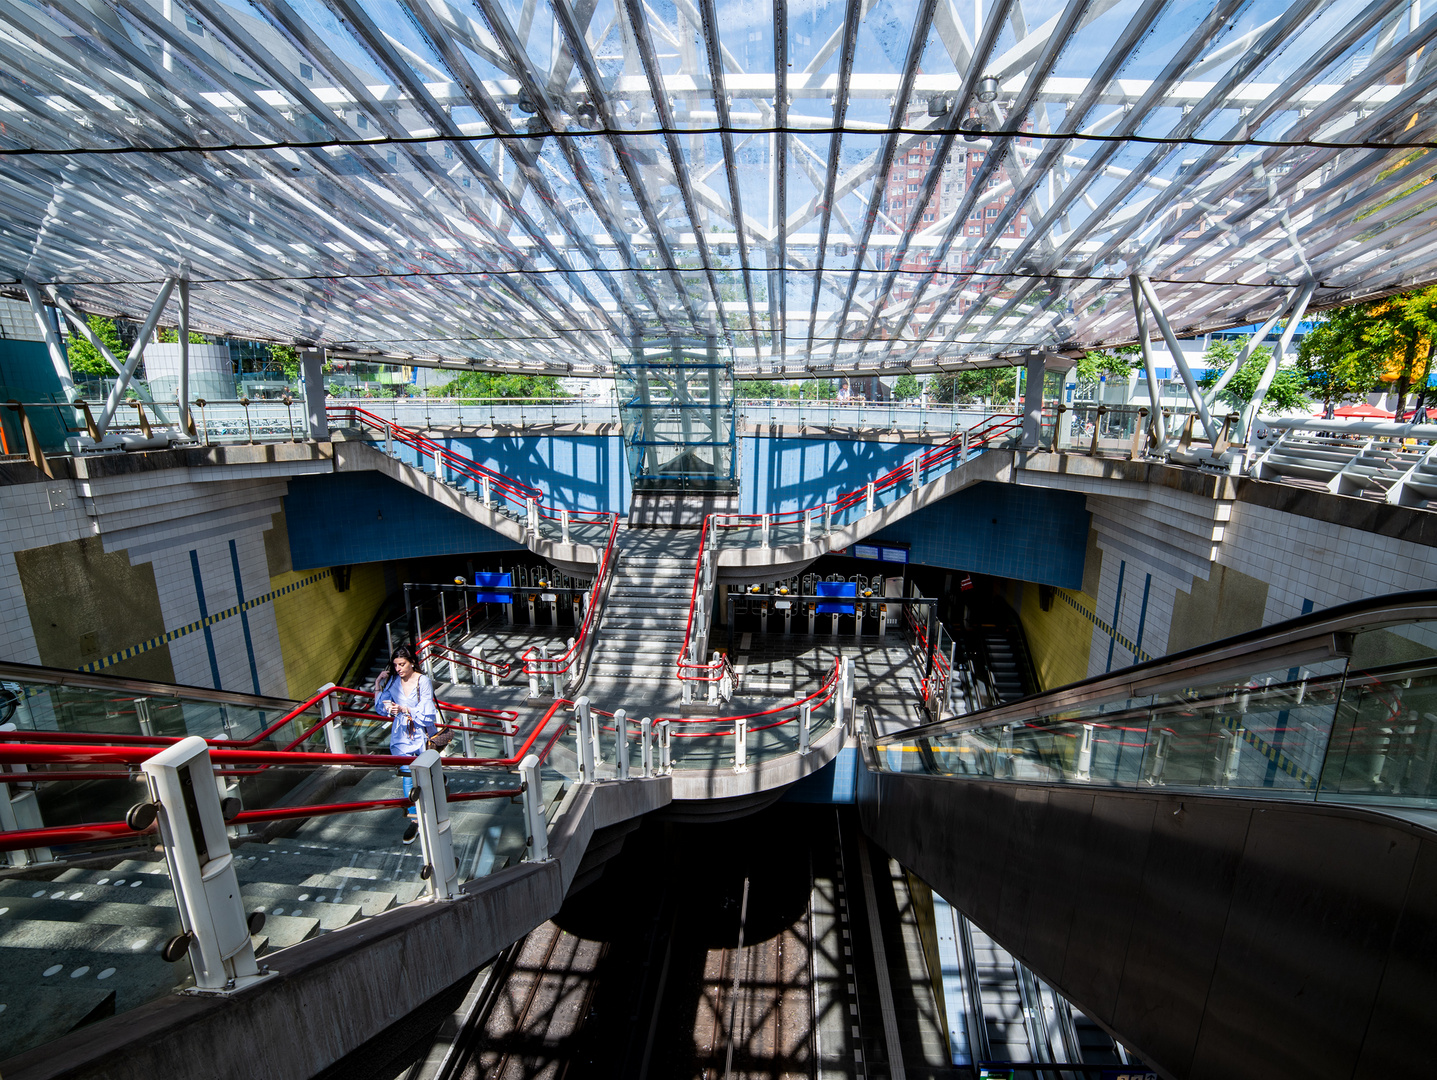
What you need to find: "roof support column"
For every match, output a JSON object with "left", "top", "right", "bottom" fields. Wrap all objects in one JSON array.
[
  {"left": 177, "top": 279, "right": 193, "bottom": 438},
  {"left": 47, "top": 284, "right": 174, "bottom": 431},
  {"left": 301, "top": 348, "right": 327, "bottom": 442},
  {"left": 21, "top": 280, "right": 76, "bottom": 405},
  {"left": 1128, "top": 275, "right": 1166, "bottom": 447},
  {"left": 1240, "top": 280, "right": 1316, "bottom": 443},
  {"left": 96, "top": 278, "right": 177, "bottom": 436},
  {"left": 1202, "top": 293, "right": 1294, "bottom": 411},
  {"left": 1022, "top": 350, "right": 1047, "bottom": 450},
  {"left": 1135, "top": 275, "right": 1218, "bottom": 444}
]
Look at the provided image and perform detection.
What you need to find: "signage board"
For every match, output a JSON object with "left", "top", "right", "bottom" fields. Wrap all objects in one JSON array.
[{"left": 474, "top": 572, "right": 512, "bottom": 604}]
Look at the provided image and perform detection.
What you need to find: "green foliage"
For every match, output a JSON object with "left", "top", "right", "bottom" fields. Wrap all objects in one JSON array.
[
  {"left": 1296, "top": 306, "right": 1385, "bottom": 412},
  {"left": 1361, "top": 286, "right": 1437, "bottom": 414},
  {"left": 927, "top": 368, "right": 1017, "bottom": 404},
  {"left": 65, "top": 314, "right": 124, "bottom": 376},
  {"left": 157, "top": 327, "right": 208, "bottom": 344},
  {"left": 736, "top": 380, "right": 787, "bottom": 399},
  {"left": 1199, "top": 337, "right": 1310, "bottom": 411},
  {"left": 892, "top": 372, "right": 921, "bottom": 400},
  {"left": 1074, "top": 345, "right": 1137, "bottom": 385},
  {"left": 270, "top": 344, "right": 300, "bottom": 384},
  {"left": 433, "top": 370, "right": 565, "bottom": 398}
]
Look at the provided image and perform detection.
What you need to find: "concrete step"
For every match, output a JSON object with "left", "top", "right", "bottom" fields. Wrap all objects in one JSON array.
[
  {"left": 588, "top": 662, "right": 672, "bottom": 678},
  {"left": 238, "top": 881, "right": 399, "bottom": 920}
]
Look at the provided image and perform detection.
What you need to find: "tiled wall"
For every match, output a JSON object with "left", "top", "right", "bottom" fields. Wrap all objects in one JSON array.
[
  {"left": 1077, "top": 488, "right": 1437, "bottom": 678},
  {"left": 1011, "top": 578, "right": 1095, "bottom": 690},
  {"left": 283, "top": 471, "right": 524, "bottom": 570},
  {"left": 870, "top": 482, "right": 1090, "bottom": 589},
  {"left": 741, "top": 434, "right": 919, "bottom": 514},
  {"left": 386, "top": 432, "right": 630, "bottom": 514},
  {"left": 2, "top": 468, "right": 363, "bottom": 698},
  {"left": 270, "top": 560, "right": 387, "bottom": 700}
]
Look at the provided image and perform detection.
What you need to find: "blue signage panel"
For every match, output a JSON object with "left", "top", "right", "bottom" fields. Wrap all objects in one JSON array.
[
  {"left": 815, "top": 580, "right": 858, "bottom": 614},
  {"left": 474, "top": 572, "right": 512, "bottom": 604}
]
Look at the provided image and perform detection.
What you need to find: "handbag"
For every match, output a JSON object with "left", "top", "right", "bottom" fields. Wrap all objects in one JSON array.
[{"left": 427, "top": 729, "right": 454, "bottom": 751}]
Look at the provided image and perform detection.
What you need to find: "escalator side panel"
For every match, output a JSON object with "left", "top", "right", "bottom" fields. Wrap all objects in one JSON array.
[
  {"left": 1055, "top": 791, "right": 1152, "bottom": 1024},
  {"left": 1188, "top": 807, "right": 1424, "bottom": 1080},
  {"left": 991, "top": 785, "right": 1052, "bottom": 962},
  {"left": 1354, "top": 838, "right": 1437, "bottom": 1078},
  {"left": 860, "top": 769, "right": 1437, "bottom": 1080}
]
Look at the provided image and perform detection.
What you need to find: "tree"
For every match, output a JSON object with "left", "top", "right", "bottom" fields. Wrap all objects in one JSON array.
[
  {"left": 157, "top": 327, "right": 208, "bottom": 344},
  {"left": 1198, "top": 336, "right": 1310, "bottom": 412},
  {"left": 1074, "top": 345, "right": 1137, "bottom": 386},
  {"left": 928, "top": 368, "right": 1016, "bottom": 405},
  {"left": 1296, "top": 306, "right": 1385, "bottom": 416},
  {"left": 892, "top": 372, "right": 921, "bottom": 400},
  {"left": 65, "top": 314, "right": 124, "bottom": 376},
  {"left": 270, "top": 344, "right": 300, "bottom": 385},
  {"left": 1362, "top": 285, "right": 1437, "bottom": 417},
  {"left": 736, "top": 380, "right": 783, "bottom": 399},
  {"left": 434, "top": 370, "right": 564, "bottom": 398}
]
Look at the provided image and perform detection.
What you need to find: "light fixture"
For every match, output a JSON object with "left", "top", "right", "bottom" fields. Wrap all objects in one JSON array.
[
  {"left": 960, "top": 117, "right": 984, "bottom": 143},
  {"left": 977, "top": 76, "right": 999, "bottom": 103}
]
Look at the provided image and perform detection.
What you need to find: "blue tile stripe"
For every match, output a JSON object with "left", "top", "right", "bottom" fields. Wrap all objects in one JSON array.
[
  {"left": 1054, "top": 586, "right": 1154, "bottom": 664},
  {"left": 77, "top": 570, "right": 332, "bottom": 674},
  {"left": 190, "top": 550, "right": 222, "bottom": 689},
  {"left": 230, "top": 539, "right": 261, "bottom": 695}
]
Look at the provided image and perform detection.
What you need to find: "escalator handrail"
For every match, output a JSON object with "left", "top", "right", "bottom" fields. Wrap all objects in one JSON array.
[{"left": 874, "top": 588, "right": 1437, "bottom": 746}]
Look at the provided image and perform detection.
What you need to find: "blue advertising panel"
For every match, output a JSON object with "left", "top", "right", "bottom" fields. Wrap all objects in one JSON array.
[
  {"left": 815, "top": 580, "right": 857, "bottom": 614},
  {"left": 474, "top": 572, "right": 512, "bottom": 603}
]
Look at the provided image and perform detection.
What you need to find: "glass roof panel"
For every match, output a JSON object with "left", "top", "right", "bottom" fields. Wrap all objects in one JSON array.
[{"left": 1, "top": 0, "right": 1436, "bottom": 375}]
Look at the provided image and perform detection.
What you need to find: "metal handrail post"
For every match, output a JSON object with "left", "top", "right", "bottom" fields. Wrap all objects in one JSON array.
[
  {"left": 658, "top": 720, "right": 672, "bottom": 772},
  {"left": 143, "top": 736, "right": 265, "bottom": 991},
  {"left": 411, "top": 748, "right": 460, "bottom": 899},
  {"left": 575, "top": 697, "right": 596, "bottom": 783},
  {"left": 799, "top": 703, "right": 811, "bottom": 754},
  {"left": 615, "top": 708, "right": 629, "bottom": 780},
  {"left": 641, "top": 717, "right": 653, "bottom": 777},
  {"left": 521, "top": 753, "right": 549, "bottom": 862},
  {"left": 734, "top": 714, "right": 748, "bottom": 772},
  {"left": 317, "top": 682, "right": 344, "bottom": 754}
]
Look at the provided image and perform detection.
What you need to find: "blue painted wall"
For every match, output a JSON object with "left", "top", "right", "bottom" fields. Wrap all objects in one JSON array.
[
  {"left": 741, "top": 434, "right": 918, "bottom": 514},
  {"left": 870, "top": 482, "right": 1088, "bottom": 589},
  {"left": 386, "top": 433, "right": 629, "bottom": 514},
  {"left": 284, "top": 471, "right": 523, "bottom": 570},
  {"left": 0, "top": 340, "right": 69, "bottom": 449}
]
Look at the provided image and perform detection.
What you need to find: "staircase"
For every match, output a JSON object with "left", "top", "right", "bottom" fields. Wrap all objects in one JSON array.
[
  {"left": 0, "top": 839, "right": 435, "bottom": 1059},
  {"left": 587, "top": 528, "right": 703, "bottom": 681}
]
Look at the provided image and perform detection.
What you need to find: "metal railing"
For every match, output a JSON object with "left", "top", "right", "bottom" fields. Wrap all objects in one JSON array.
[
  {"left": 676, "top": 413, "right": 1023, "bottom": 688},
  {"left": 868, "top": 590, "right": 1437, "bottom": 810}
]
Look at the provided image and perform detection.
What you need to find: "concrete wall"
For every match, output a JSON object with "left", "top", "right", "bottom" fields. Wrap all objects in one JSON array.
[
  {"left": 381, "top": 430, "right": 629, "bottom": 514},
  {"left": 283, "top": 470, "right": 524, "bottom": 570},
  {"left": 870, "top": 481, "right": 1089, "bottom": 589},
  {"left": 263, "top": 509, "right": 388, "bottom": 700},
  {"left": 740, "top": 431, "right": 923, "bottom": 515}
]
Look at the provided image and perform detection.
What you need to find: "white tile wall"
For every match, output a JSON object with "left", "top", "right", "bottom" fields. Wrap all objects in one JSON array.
[{"left": 1, "top": 468, "right": 289, "bottom": 695}]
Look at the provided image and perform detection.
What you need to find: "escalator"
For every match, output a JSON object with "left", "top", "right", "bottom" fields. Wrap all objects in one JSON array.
[{"left": 860, "top": 590, "right": 1437, "bottom": 1080}]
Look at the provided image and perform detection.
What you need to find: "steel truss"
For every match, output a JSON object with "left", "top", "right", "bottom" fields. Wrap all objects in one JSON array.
[{"left": 1, "top": 0, "right": 1435, "bottom": 377}]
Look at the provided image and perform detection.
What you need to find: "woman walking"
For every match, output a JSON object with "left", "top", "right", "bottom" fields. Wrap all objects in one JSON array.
[{"left": 373, "top": 644, "right": 438, "bottom": 844}]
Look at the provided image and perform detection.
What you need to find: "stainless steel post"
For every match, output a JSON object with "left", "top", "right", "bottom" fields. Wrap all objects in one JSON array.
[{"left": 521, "top": 753, "right": 548, "bottom": 862}]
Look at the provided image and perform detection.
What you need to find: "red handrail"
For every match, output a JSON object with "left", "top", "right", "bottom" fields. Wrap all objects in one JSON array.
[
  {"left": 328, "top": 404, "right": 621, "bottom": 688},
  {"left": 520, "top": 513, "right": 620, "bottom": 681},
  {"left": 676, "top": 414, "right": 1022, "bottom": 683},
  {"left": 0, "top": 788, "right": 527, "bottom": 855}
]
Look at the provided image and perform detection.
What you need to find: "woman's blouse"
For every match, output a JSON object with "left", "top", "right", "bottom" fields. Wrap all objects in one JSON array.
[{"left": 374, "top": 673, "right": 438, "bottom": 756}]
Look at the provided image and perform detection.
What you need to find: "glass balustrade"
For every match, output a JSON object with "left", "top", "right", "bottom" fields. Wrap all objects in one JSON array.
[{"left": 871, "top": 601, "right": 1437, "bottom": 813}]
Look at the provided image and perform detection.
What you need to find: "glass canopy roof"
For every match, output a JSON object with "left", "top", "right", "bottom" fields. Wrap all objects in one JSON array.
[{"left": 1, "top": 0, "right": 1435, "bottom": 377}]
